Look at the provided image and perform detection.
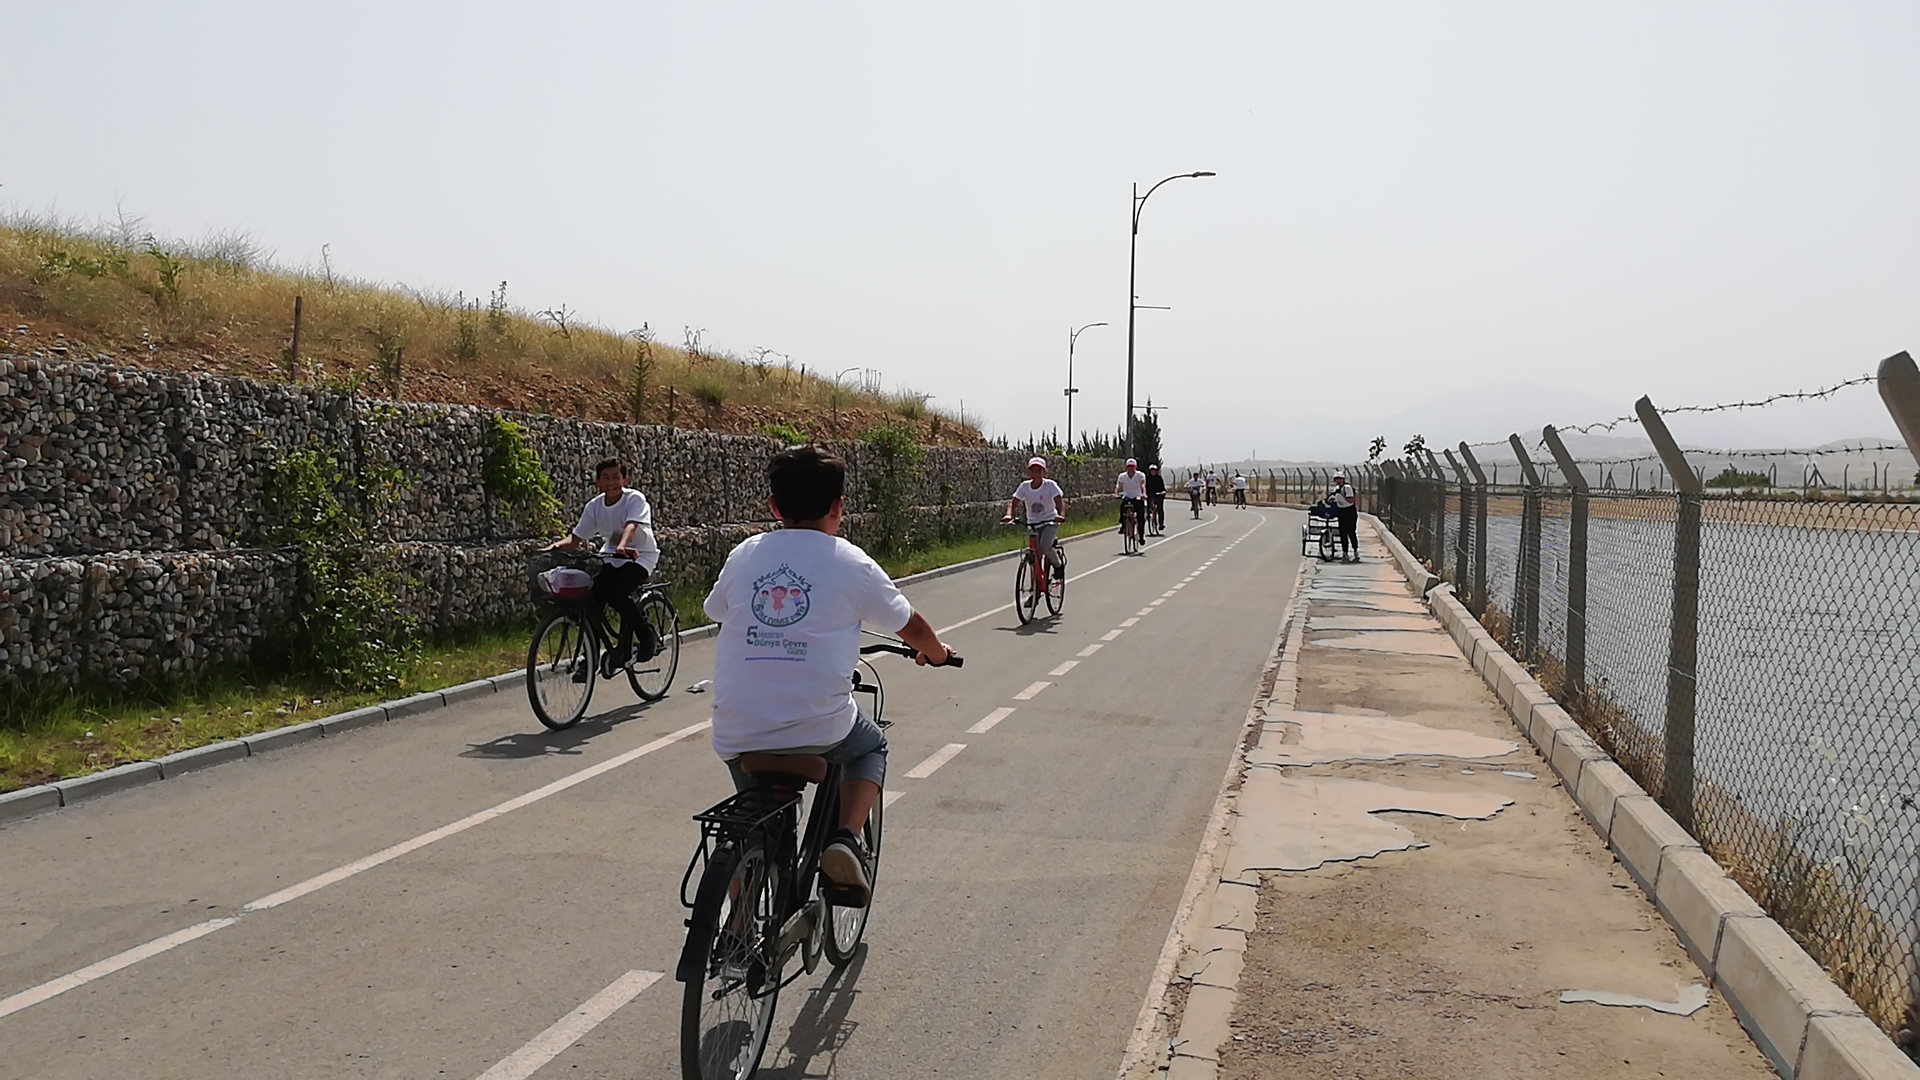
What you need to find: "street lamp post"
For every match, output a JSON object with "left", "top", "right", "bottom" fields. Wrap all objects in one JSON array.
[
  {"left": 1066, "top": 321, "right": 1107, "bottom": 452},
  {"left": 1125, "top": 170, "right": 1215, "bottom": 459}
]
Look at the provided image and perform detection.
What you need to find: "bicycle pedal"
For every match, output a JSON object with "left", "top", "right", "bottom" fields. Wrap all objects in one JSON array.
[{"left": 822, "top": 883, "right": 870, "bottom": 908}]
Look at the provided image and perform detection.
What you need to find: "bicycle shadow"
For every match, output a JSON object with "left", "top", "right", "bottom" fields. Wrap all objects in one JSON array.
[
  {"left": 995, "top": 617, "right": 1062, "bottom": 637},
  {"left": 458, "top": 699, "right": 662, "bottom": 760},
  {"left": 757, "top": 946, "right": 871, "bottom": 1079}
]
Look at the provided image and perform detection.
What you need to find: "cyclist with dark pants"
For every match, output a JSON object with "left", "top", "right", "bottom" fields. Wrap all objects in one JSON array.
[
  {"left": 544, "top": 457, "right": 660, "bottom": 675},
  {"left": 702, "top": 446, "right": 956, "bottom": 907},
  {"left": 1145, "top": 464, "right": 1167, "bottom": 534},
  {"left": 1115, "top": 458, "right": 1149, "bottom": 543},
  {"left": 1330, "top": 471, "right": 1360, "bottom": 562}
]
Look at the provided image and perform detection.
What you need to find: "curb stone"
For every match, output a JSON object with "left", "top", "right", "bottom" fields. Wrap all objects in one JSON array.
[
  {"left": 1364, "top": 512, "right": 1919, "bottom": 1080},
  {"left": 0, "top": 528, "right": 1162, "bottom": 826}
]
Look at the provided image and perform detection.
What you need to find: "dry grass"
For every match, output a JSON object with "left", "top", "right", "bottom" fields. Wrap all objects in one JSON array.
[{"left": 0, "top": 212, "right": 980, "bottom": 443}]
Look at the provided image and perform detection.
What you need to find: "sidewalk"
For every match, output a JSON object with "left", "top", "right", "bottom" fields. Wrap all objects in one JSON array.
[{"left": 1173, "top": 519, "right": 1774, "bottom": 1079}]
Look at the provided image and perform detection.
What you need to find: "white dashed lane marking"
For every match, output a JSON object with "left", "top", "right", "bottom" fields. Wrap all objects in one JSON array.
[
  {"left": 1049, "top": 661, "right": 1079, "bottom": 676},
  {"left": 967, "top": 708, "right": 1016, "bottom": 734},
  {"left": 1012, "top": 681, "right": 1052, "bottom": 700},
  {"left": 1101, "top": 629, "right": 1125, "bottom": 641},
  {"left": 1078, "top": 644, "right": 1104, "bottom": 657},
  {"left": 904, "top": 743, "right": 967, "bottom": 779}
]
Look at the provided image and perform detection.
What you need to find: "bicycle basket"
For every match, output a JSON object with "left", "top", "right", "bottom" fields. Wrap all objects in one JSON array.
[{"left": 526, "top": 551, "right": 597, "bottom": 606}]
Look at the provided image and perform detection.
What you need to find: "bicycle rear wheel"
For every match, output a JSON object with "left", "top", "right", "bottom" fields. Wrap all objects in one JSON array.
[
  {"left": 630, "top": 592, "right": 681, "bottom": 701},
  {"left": 1013, "top": 554, "right": 1038, "bottom": 624},
  {"left": 824, "top": 794, "right": 883, "bottom": 966},
  {"left": 681, "top": 840, "right": 782, "bottom": 1080},
  {"left": 527, "top": 611, "right": 595, "bottom": 729}
]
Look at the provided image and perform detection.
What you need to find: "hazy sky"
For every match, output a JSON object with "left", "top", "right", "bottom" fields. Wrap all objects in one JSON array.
[{"left": 7, "top": 2, "right": 1918, "bottom": 461}]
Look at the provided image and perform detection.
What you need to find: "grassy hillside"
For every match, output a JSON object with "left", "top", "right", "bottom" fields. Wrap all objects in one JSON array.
[{"left": 0, "top": 212, "right": 980, "bottom": 443}]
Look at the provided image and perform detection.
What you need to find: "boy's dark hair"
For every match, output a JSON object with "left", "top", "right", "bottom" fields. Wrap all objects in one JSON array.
[
  {"left": 593, "top": 458, "right": 624, "bottom": 479},
  {"left": 767, "top": 446, "right": 845, "bottom": 522}
]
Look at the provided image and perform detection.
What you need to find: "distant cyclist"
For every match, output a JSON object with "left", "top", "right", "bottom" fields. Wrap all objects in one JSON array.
[
  {"left": 1186, "top": 472, "right": 1204, "bottom": 518},
  {"left": 1232, "top": 472, "right": 1248, "bottom": 507},
  {"left": 544, "top": 457, "right": 661, "bottom": 675},
  {"left": 1003, "top": 456, "right": 1067, "bottom": 580},
  {"left": 1115, "top": 458, "right": 1149, "bottom": 543},
  {"left": 1145, "top": 464, "right": 1167, "bottom": 534},
  {"left": 1205, "top": 471, "right": 1219, "bottom": 506}
]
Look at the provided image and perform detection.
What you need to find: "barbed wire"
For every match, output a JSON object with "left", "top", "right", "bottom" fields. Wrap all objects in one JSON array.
[
  {"left": 1559, "top": 441, "right": 1911, "bottom": 468},
  {"left": 1444, "top": 371, "right": 1879, "bottom": 448}
]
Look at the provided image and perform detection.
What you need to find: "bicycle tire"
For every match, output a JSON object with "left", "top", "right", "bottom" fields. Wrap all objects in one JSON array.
[
  {"left": 824, "top": 794, "right": 882, "bottom": 966},
  {"left": 630, "top": 592, "right": 680, "bottom": 701},
  {"left": 1319, "top": 525, "right": 1339, "bottom": 562},
  {"left": 1043, "top": 551, "right": 1065, "bottom": 616},
  {"left": 527, "top": 610, "right": 596, "bottom": 730},
  {"left": 1013, "top": 554, "right": 1038, "bottom": 624},
  {"left": 681, "top": 839, "right": 782, "bottom": 1080},
  {"left": 1122, "top": 509, "right": 1140, "bottom": 555}
]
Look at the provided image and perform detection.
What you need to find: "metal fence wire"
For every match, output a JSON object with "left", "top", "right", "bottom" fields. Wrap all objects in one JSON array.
[{"left": 1380, "top": 475, "right": 1920, "bottom": 1053}]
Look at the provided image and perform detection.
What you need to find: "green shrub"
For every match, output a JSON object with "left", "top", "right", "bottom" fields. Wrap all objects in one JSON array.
[
  {"left": 760, "top": 421, "right": 809, "bottom": 444},
  {"left": 482, "top": 414, "right": 561, "bottom": 534}
]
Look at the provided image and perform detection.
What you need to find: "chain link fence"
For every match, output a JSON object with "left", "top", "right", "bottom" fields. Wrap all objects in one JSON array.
[{"left": 1381, "top": 474, "right": 1920, "bottom": 1056}]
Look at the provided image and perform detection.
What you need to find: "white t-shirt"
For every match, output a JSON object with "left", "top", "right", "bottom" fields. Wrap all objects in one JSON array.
[
  {"left": 1205, "top": 474, "right": 1218, "bottom": 489},
  {"left": 1116, "top": 471, "right": 1148, "bottom": 499},
  {"left": 1011, "top": 478, "right": 1064, "bottom": 524},
  {"left": 1232, "top": 475, "right": 1249, "bottom": 491},
  {"left": 573, "top": 489, "right": 660, "bottom": 571},
  {"left": 1186, "top": 477, "right": 1204, "bottom": 494},
  {"left": 1331, "top": 484, "right": 1356, "bottom": 508},
  {"left": 702, "top": 529, "right": 915, "bottom": 756}
]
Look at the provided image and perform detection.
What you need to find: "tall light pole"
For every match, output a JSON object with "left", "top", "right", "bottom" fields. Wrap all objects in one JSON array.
[
  {"left": 1125, "top": 170, "right": 1215, "bottom": 459},
  {"left": 1066, "top": 321, "right": 1106, "bottom": 451}
]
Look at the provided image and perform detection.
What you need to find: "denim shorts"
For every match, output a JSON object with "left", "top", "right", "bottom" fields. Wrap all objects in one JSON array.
[{"left": 725, "top": 710, "right": 888, "bottom": 791}]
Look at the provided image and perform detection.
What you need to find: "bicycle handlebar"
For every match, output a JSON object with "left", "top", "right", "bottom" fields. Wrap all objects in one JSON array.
[{"left": 859, "top": 640, "right": 965, "bottom": 668}]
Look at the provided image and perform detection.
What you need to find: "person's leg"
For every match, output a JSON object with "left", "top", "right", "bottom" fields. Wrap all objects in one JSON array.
[
  {"left": 821, "top": 713, "right": 888, "bottom": 902},
  {"left": 1039, "top": 522, "right": 1062, "bottom": 577},
  {"left": 592, "top": 563, "right": 648, "bottom": 661}
]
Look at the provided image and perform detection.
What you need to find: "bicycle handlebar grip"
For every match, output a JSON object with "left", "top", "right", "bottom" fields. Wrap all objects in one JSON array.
[{"left": 943, "top": 654, "right": 965, "bottom": 668}]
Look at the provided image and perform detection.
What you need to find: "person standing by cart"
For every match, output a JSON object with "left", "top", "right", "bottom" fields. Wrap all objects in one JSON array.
[{"left": 1330, "top": 471, "right": 1359, "bottom": 562}]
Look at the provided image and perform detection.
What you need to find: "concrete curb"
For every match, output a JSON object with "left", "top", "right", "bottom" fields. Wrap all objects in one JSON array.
[
  {"left": 1368, "top": 514, "right": 1920, "bottom": 1080},
  {"left": 0, "top": 525, "right": 1159, "bottom": 828}
]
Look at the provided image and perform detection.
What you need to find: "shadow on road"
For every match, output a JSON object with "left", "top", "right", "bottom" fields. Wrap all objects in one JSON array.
[
  {"left": 996, "top": 617, "right": 1063, "bottom": 637},
  {"left": 458, "top": 700, "right": 661, "bottom": 760},
  {"left": 758, "top": 946, "right": 870, "bottom": 1079}
]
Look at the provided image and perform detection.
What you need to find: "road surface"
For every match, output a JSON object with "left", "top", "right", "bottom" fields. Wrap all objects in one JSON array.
[{"left": 1, "top": 507, "right": 1300, "bottom": 1079}]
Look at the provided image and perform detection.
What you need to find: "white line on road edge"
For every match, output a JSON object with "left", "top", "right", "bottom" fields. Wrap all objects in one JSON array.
[
  {"left": 0, "top": 917, "right": 237, "bottom": 1020},
  {"left": 1077, "top": 644, "right": 1104, "bottom": 657},
  {"left": 1048, "top": 661, "right": 1079, "bottom": 676},
  {"left": 904, "top": 743, "right": 967, "bottom": 779},
  {"left": 1012, "top": 681, "right": 1051, "bottom": 700},
  {"left": 934, "top": 513, "right": 1223, "bottom": 635},
  {"left": 475, "top": 969, "right": 662, "bottom": 1080},
  {"left": 2, "top": 721, "right": 714, "bottom": 1020},
  {"left": 968, "top": 707, "right": 1017, "bottom": 734}
]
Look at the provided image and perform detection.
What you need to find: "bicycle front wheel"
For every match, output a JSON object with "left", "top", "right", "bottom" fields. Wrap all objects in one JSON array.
[
  {"left": 527, "top": 610, "right": 595, "bottom": 729},
  {"left": 1319, "top": 525, "right": 1339, "bottom": 562},
  {"left": 1013, "top": 555, "right": 1038, "bottom": 624},
  {"left": 681, "top": 840, "right": 782, "bottom": 1080},
  {"left": 630, "top": 592, "right": 681, "bottom": 701},
  {"left": 1043, "top": 553, "right": 1065, "bottom": 617},
  {"left": 825, "top": 794, "right": 882, "bottom": 966}
]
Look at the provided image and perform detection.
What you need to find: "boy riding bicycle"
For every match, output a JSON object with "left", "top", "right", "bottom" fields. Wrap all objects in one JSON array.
[
  {"left": 702, "top": 446, "right": 957, "bottom": 907},
  {"left": 1115, "top": 458, "right": 1149, "bottom": 542},
  {"left": 544, "top": 458, "right": 661, "bottom": 676},
  {"left": 1002, "top": 456, "right": 1067, "bottom": 580}
]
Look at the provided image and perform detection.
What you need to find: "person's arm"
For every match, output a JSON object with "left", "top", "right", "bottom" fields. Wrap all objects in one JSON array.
[
  {"left": 1053, "top": 494, "right": 1066, "bottom": 518},
  {"left": 897, "top": 610, "right": 956, "bottom": 666},
  {"left": 1003, "top": 496, "right": 1020, "bottom": 523},
  {"left": 614, "top": 520, "right": 641, "bottom": 560}
]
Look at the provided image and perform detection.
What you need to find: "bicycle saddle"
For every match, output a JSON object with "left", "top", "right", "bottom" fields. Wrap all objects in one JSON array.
[{"left": 739, "top": 752, "right": 829, "bottom": 784}]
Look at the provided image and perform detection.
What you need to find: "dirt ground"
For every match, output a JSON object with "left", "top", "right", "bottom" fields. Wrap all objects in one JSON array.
[{"left": 1217, "top": 580, "right": 1776, "bottom": 1078}]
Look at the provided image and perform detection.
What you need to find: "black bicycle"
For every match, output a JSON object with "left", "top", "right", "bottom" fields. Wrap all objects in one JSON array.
[
  {"left": 676, "top": 638, "right": 961, "bottom": 1080},
  {"left": 524, "top": 551, "right": 681, "bottom": 729}
]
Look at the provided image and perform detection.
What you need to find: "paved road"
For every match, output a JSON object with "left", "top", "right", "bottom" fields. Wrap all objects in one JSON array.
[{"left": 1, "top": 507, "right": 1301, "bottom": 1080}]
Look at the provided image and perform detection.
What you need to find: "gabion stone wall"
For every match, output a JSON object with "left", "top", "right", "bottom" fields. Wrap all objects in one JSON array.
[{"left": 2, "top": 353, "right": 1137, "bottom": 687}]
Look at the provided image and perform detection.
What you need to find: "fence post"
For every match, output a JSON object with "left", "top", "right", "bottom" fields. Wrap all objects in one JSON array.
[
  {"left": 1541, "top": 425, "right": 1589, "bottom": 700},
  {"left": 1443, "top": 449, "right": 1470, "bottom": 597},
  {"left": 1878, "top": 351, "right": 1920, "bottom": 475},
  {"left": 1637, "top": 395, "right": 1702, "bottom": 832},
  {"left": 1420, "top": 450, "right": 1444, "bottom": 569},
  {"left": 1458, "top": 443, "right": 1488, "bottom": 618},
  {"left": 1508, "top": 435, "right": 1543, "bottom": 661}
]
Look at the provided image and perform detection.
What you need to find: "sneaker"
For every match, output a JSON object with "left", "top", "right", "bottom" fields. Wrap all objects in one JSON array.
[
  {"left": 819, "top": 827, "right": 873, "bottom": 907},
  {"left": 1052, "top": 563, "right": 1065, "bottom": 582},
  {"left": 601, "top": 642, "right": 630, "bottom": 678}
]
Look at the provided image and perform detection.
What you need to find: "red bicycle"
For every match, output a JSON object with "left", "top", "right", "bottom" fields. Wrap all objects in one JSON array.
[{"left": 1008, "top": 521, "right": 1065, "bottom": 623}]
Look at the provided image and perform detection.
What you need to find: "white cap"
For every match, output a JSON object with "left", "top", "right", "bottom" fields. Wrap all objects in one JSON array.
[
  {"left": 1027, "top": 456, "right": 1047, "bottom": 468},
  {"left": 1334, "top": 472, "right": 1346, "bottom": 479},
  {"left": 1125, "top": 458, "right": 1137, "bottom": 466}
]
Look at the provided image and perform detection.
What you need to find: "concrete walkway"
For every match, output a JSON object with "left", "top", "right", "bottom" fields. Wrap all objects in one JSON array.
[{"left": 1162, "top": 519, "right": 1775, "bottom": 1079}]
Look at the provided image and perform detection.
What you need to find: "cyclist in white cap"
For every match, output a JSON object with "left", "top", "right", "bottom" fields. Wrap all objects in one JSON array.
[
  {"left": 1003, "top": 456, "right": 1067, "bottom": 580},
  {"left": 1114, "top": 458, "right": 1149, "bottom": 547}
]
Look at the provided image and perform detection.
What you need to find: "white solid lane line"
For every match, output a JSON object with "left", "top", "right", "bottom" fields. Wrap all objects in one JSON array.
[
  {"left": 2, "top": 721, "right": 714, "bottom": 1020},
  {"left": 1048, "top": 661, "right": 1079, "bottom": 676},
  {"left": 475, "top": 970, "right": 663, "bottom": 1080},
  {"left": 1012, "top": 681, "right": 1051, "bottom": 700},
  {"left": 967, "top": 708, "right": 1017, "bottom": 734},
  {"left": 904, "top": 744, "right": 967, "bottom": 779}
]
